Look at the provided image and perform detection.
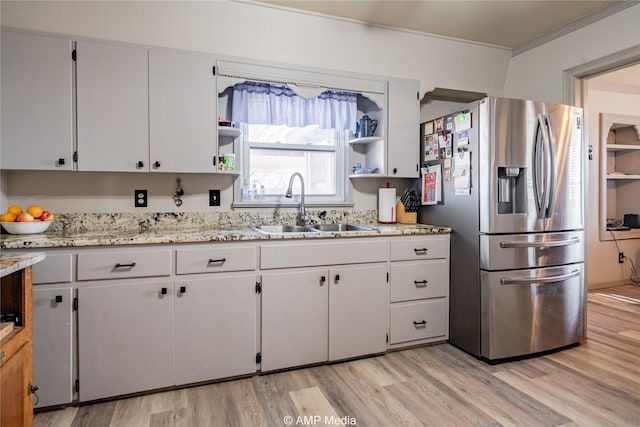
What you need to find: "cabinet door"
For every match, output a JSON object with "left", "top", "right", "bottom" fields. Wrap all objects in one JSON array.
[
  {"left": 174, "top": 274, "right": 256, "bottom": 385},
  {"left": 77, "top": 281, "right": 174, "bottom": 401},
  {"left": 76, "top": 41, "right": 149, "bottom": 172},
  {"left": 149, "top": 49, "right": 217, "bottom": 173},
  {"left": 387, "top": 78, "right": 419, "bottom": 178},
  {"left": 32, "top": 287, "right": 73, "bottom": 408},
  {"left": 0, "top": 344, "right": 33, "bottom": 427},
  {"left": 261, "top": 269, "right": 328, "bottom": 371},
  {"left": 1, "top": 31, "right": 73, "bottom": 170},
  {"left": 329, "top": 264, "right": 388, "bottom": 361}
]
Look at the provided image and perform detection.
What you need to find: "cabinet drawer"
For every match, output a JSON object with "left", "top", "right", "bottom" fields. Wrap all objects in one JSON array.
[
  {"left": 261, "top": 239, "right": 388, "bottom": 269},
  {"left": 389, "top": 299, "right": 448, "bottom": 344},
  {"left": 390, "top": 236, "right": 448, "bottom": 261},
  {"left": 175, "top": 246, "right": 256, "bottom": 274},
  {"left": 32, "top": 253, "right": 73, "bottom": 284},
  {"left": 390, "top": 260, "right": 448, "bottom": 302},
  {"left": 77, "top": 249, "right": 171, "bottom": 281}
]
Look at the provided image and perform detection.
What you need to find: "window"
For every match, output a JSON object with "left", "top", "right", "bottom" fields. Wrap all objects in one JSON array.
[{"left": 230, "top": 81, "right": 357, "bottom": 204}]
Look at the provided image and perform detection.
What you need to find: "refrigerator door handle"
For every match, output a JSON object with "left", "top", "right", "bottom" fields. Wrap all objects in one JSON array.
[
  {"left": 500, "top": 269, "right": 580, "bottom": 286},
  {"left": 543, "top": 114, "right": 557, "bottom": 218},
  {"left": 499, "top": 236, "right": 580, "bottom": 249},
  {"left": 533, "top": 114, "right": 546, "bottom": 219}
]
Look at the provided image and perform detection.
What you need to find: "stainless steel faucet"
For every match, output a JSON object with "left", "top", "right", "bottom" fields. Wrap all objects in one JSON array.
[{"left": 285, "top": 172, "right": 308, "bottom": 226}]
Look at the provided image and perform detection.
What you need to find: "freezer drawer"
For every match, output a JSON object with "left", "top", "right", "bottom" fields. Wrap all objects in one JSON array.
[
  {"left": 480, "top": 231, "right": 583, "bottom": 270},
  {"left": 480, "top": 263, "right": 584, "bottom": 360}
]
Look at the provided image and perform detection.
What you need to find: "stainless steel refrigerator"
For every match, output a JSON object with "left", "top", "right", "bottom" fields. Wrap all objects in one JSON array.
[{"left": 421, "top": 97, "right": 585, "bottom": 361}]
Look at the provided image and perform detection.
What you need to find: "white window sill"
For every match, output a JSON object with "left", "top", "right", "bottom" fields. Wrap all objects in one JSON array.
[{"left": 233, "top": 201, "right": 355, "bottom": 209}]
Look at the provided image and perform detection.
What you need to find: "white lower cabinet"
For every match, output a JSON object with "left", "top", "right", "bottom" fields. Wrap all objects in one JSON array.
[
  {"left": 174, "top": 274, "right": 256, "bottom": 385},
  {"left": 32, "top": 286, "right": 74, "bottom": 408},
  {"left": 261, "top": 268, "right": 329, "bottom": 372},
  {"left": 77, "top": 281, "right": 175, "bottom": 402},
  {"left": 261, "top": 263, "right": 387, "bottom": 372}
]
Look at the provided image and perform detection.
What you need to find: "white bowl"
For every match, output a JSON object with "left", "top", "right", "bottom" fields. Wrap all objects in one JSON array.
[{"left": 1, "top": 221, "right": 52, "bottom": 235}]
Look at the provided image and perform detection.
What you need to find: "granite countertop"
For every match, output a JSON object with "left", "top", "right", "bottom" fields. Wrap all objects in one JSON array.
[
  {"left": 0, "top": 252, "right": 46, "bottom": 277},
  {"left": 0, "top": 223, "right": 451, "bottom": 249}
]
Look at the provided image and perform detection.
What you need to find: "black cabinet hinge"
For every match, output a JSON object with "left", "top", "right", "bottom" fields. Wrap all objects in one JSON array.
[
  {"left": 386, "top": 272, "right": 389, "bottom": 283},
  {"left": 255, "top": 281, "right": 262, "bottom": 294},
  {"left": 73, "top": 151, "right": 78, "bottom": 163},
  {"left": 256, "top": 352, "right": 261, "bottom": 363},
  {"left": 212, "top": 65, "right": 216, "bottom": 76},
  {"left": 72, "top": 49, "right": 77, "bottom": 61},
  {"left": 386, "top": 333, "right": 389, "bottom": 344},
  {"left": 74, "top": 379, "right": 79, "bottom": 393},
  {"left": 417, "top": 91, "right": 419, "bottom": 100},
  {"left": 73, "top": 297, "right": 78, "bottom": 311}
]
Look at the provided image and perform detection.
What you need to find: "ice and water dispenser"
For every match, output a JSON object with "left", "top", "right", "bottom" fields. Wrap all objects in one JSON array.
[{"left": 497, "top": 167, "right": 526, "bottom": 214}]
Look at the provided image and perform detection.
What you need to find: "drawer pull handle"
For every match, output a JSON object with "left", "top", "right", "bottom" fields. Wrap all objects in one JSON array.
[
  {"left": 180, "top": 286, "right": 186, "bottom": 294},
  {"left": 335, "top": 274, "right": 340, "bottom": 282},
  {"left": 414, "top": 280, "right": 428, "bottom": 287},
  {"left": 55, "top": 295, "right": 63, "bottom": 303},
  {"left": 413, "top": 320, "right": 427, "bottom": 328},
  {"left": 161, "top": 287, "right": 168, "bottom": 295},
  {"left": 414, "top": 248, "right": 428, "bottom": 254},
  {"left": 320, "top": 276, "right": 326, "bottom": 285},
  {"left": 115, "top": 262, "right": 136, "bottom": 268},
  {"left": 208, "top": 258, "right": 226, "bottom": 264}
]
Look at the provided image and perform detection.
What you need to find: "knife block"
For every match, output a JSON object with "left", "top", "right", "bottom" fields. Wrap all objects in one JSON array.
[{"left": 396, "top": 201, "right": 417, "bottom": 224}]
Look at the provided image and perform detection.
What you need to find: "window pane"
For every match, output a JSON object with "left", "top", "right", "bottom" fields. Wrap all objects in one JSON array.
[
  {"left": 247, "top": 124, "right": 336, "bottom": 146},
  {"left": 249, "top": 148, "right": 336, "bottom": 196}
]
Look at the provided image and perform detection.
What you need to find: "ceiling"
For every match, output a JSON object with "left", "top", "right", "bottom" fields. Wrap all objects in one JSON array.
[{"left": 258, "top": 0, "right": 626, "bottom": 51}]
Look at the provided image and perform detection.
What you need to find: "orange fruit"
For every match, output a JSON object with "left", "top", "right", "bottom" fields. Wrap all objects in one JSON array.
[
  {"left": 27, "top": 205, "right": 43, "bottom": 219},
  {"left": 0, "top": 212, "right": 17, "bottom": 222},
  {"left": 7, "top": 205, "right": 22, "bottom": 216}
]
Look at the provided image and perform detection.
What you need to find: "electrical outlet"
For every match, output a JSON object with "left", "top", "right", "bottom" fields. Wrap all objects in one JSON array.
[
  {"left": 619, "top": 252, "right": 624, "bottom": 264},
  {"left": 135, "top": 189, "right": 147, "bottom": 207},
  {"left": 209, "top": 189, "right": 220, "bottom": 206}
]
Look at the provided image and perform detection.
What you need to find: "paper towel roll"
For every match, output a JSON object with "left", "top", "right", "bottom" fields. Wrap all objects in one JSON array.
[{"left": 378, "top": 187, "right": 396, "bottom": 223}]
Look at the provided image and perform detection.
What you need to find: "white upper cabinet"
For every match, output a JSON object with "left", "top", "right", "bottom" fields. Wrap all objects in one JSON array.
[
  {"left": 149, "top": 49, "right": 217, "bottom": 173},
  {"left": 387, "top": 78, "right": 420, "bottom": 178},
  {"left": 1, "top": 31, "right": 74, "bottom": 170},
  {"left": 76, "top": 41, "right": 149, "bottom": 172}
]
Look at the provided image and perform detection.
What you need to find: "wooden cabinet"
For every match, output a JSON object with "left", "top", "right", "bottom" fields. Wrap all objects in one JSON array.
[
  {"left": 149, "top": 49, "right": 217, "bottom": 173},
  {"left": 77, "top": 281, "right": 175, "bottom": 402},
  {"left": 599, "top": 113, "right": 640, "bottom": 241},
  {"left": 388, "top": 235, "right": 450, "bottom": 347},
  {"left": 387, "top": 78, "right": 420, "bottom": 178},
  {"left": 1, "top": 31, "right": 74, "bottom": 171},
  {"left": 76, "top": 41, "right": 149, "bottom": 172},
  {"left": 174, "top": 274, "right": 256, "bottom": 385},
  {"left": 1, "top": 265, "right": 36, "bottom": 427}
]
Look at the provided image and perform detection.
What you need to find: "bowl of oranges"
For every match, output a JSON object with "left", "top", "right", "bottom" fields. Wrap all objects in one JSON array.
[{"left": 0, "top": 205, "right": 54, "bottom": 234}]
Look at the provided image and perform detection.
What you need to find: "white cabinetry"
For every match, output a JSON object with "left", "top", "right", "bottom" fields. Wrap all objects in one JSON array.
[
  {"left": 260, "top": 239, "right": 388, "bottom": 371},
  {"left": 387, "top": 78, "right": 420, "bottom": 178},
  {"left": 31, "top": 251, "right": 74, "bottom": 408},
  {"left": 76, "top": 41, "right": 149, "bottom": 172},
  {"left": 261, "top": 268, "right": 329, "bottom": 371},
  {"left": 174, "top": 274, "right": 256, "bottom": 385},
  {"left": 149, "top": 49, "right": 217, "bottom": 173},
  {"left": 77, "top": 280, "right": 175, "bottom": 402},
  {"left": 600, "top": 113, "right": 640, "bottom": 241},
  {"left": 388, "top": 235, "right": 450, "bottom": 347},
  {"left": 1, "top": 31, "right": 74, "bottom": 170}
]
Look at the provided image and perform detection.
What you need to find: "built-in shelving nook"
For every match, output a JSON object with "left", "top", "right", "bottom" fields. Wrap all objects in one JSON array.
[{"left": 600, "top": 113, "right": 640, "bottom": 241}]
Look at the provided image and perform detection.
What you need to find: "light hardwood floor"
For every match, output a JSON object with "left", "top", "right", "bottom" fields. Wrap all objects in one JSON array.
[{"left": 35, "top": 285, "right": 640, "bottom": 427}]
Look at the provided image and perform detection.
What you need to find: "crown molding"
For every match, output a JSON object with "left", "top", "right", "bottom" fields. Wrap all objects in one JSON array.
[{"left": 512, "top": 1, "right": 639, "bottom": 57}]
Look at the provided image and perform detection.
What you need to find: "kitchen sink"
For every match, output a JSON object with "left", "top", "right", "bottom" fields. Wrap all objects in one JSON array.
[
  {"left": 311, "top": 224, "right": 375, "bottom": 232},
  {"left": 253, "top": 225, "right": 317, "bottom": 234}
]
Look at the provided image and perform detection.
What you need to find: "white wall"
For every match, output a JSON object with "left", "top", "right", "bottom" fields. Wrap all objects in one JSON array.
[
  {"left": 0, "top": 0, "right": 511, "bottom": 214},
  {"left": 503, "top": 3, "right": 640, "bottom": 104},
  {"left": 585, "top": 87, "right": 640, "bottom": 288}
]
